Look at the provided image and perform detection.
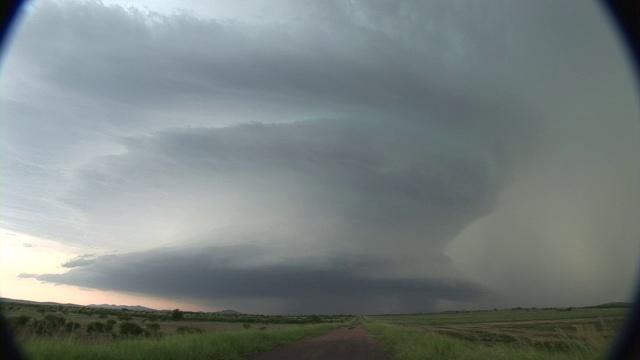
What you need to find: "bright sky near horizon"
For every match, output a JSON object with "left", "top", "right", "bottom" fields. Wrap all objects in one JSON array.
[{"left": 1, "top": 0, "right": 639, "bottom": 314}]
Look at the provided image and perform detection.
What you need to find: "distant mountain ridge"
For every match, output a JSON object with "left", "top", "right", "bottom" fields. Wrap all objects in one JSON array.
[
  {"left": 0, "top": 297, "right": 243, "bottom": 314},
  {"left": 3, "top": 296, "right": 627, "bottom": 314},
  {"left": 214, "top": 309, "right": 243, "bottom": 315},
  {"left": 0, "top": 297, "right": 81, "bottom": 307},
  {"left": 87, "top": 304, "right": 156, "bottom": 312}
]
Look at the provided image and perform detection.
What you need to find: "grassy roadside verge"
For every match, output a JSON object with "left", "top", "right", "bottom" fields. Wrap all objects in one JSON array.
[
  {"left": 362, "top": 318, "right": 609, "bottom": 360},
  {"left": 19, "top": 323, "right": 344, "bottom": 360}
]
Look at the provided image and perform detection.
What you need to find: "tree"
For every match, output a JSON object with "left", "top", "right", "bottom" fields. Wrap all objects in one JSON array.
[{"left": 171, "top": 309, "right": 183, "bottom": 321}]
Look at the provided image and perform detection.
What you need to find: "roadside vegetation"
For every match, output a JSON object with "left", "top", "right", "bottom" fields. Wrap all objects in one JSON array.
[
  {"left": 18, "top": 324, "right": 344, "bottom": 360},
  {"left": 2, "top": 301, "right": 349, "bottom": 338},
  {"left": 364, "top": 307, "right": 627, "bottom": 360},
  {"left": 1, "top": 300, "right": 351, "bottom": 359}
]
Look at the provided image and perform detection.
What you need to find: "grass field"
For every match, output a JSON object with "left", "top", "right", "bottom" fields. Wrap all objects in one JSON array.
[
  {"left": 3, "top": 300, "right": 629, "bottom": 359},
  {"left": 2, "top": 300, "right": 350, "bottom": 338},
  {"left": 19, "top": 323, "right": 345, "bottom": 360},
  {"left": 364, "top": 308, "right": 627, "bottom": 359},
  {"left": 2, "top": 300, "right": 352, "bottom": 359}
]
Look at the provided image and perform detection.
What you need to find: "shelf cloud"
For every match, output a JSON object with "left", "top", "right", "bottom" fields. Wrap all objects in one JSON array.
[{"left": 1, "top": 0, "right": 638, "bottom": 313}]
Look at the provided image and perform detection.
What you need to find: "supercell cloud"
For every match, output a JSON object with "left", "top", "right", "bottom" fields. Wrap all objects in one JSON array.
[{"left": 1, "top": 0, "right": 638, "bottom": 313}]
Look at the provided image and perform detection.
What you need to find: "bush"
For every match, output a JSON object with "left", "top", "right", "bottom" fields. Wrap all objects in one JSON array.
[
  {"left": 171, "top": 309, "right": 183, "bottom": 321},
  {"left": 43, "top": 315, "right": 66, "bottom": 330},
  {"left": 26, "top": 315, "right": 67, "bottom": 336},
  {"left": 87, "top": 322, "right": 108, "bottom": 335},
  {"left": 30, "top": 320, "right": 54, "bottom": 336},
  {"left": 8, "top": 315, "right": 31, "bottom": 329},
  {"left": 119, "top": 322, "right": 144, "bottom": 337},
  {"left": 143, "top": 323, "right": 163, "bottom": 339},
  {"left": 176, "top": 326, "right": 204, "bottom": 335},
  {"left": 64, "top": 322, "right": 81, "bottom": 333}
]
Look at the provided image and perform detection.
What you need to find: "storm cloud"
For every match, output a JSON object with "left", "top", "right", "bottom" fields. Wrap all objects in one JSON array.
[
  {"left": 38, "top": 244, "right": 489, "bottom": 314},
  {"left": 1, "top": 0, "right": 638, "bottom": 313}
]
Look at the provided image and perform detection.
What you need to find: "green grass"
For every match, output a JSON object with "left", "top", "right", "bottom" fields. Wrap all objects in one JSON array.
[
  {"left": 363, "top": 319, "right": 610, "bottom": 360},
  {"left": 2, "top": 302, "right": 349, "bottom": 338},
  {"left": 374, "top": 308, "right": 626, "bottom": 326},
  {"left": 10, "top": 303, "right": 627, "bottom": 359},
  {"left": 363, "top": 308, "right": 626, "bottom": 359},
  {"left": 19, "top": 323, "right": 344, "bottom": 360}
]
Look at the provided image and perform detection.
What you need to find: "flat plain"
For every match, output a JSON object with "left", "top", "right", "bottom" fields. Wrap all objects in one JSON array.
[
  {"left": 364, "top": 307, "right": 628, "bottom": 359},
  {"left": 2, "top": 300, "right": 630, "bottom": 359},
  {"left": 2, "top": 300, "right": 350, "bottom": 359}
]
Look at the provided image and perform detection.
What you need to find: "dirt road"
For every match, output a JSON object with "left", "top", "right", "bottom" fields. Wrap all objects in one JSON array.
[{"left": 247, "top": 326, "right": 390, "bottom": 360}]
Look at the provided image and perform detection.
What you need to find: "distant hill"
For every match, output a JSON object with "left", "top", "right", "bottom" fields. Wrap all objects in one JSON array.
[
  {"left": 214, "top": 309, "right": 242, "bottom": 315},
  {"left": 1, "top": 297, "right": 156, "bottom": 311},
  {"left": 87, "top": 304, "right": 157, "bottom": 312},
  {"left": 85, "top": 304, "right": 244, "bottom": 313},
  {"left": 0, "top": 297, "right": 81, "bottom": 307},
  {"left": 2, "top": 297, "right": 243, "bottom": 314}
]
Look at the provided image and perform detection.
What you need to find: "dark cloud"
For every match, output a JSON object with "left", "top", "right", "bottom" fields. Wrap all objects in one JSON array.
[
  {"left": 58, "top": 120, "right": 508, "bottom": 254},
  {"left": 1, "top": 0, "right": 532, "bottom": 247},
  {"left": 7, "top": 1, "right": 507, "bottom": 118},
  {"left": 1, "top": 0, "right": 638, "bottom": 313},
  {"left": 38, "top": 243, "right": 489, "bottom": 314}
]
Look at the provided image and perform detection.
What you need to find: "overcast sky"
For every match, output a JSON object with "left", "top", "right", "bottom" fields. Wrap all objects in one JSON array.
[{"left": 1, "top": 0, "right": 639, "bottom": 314}]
